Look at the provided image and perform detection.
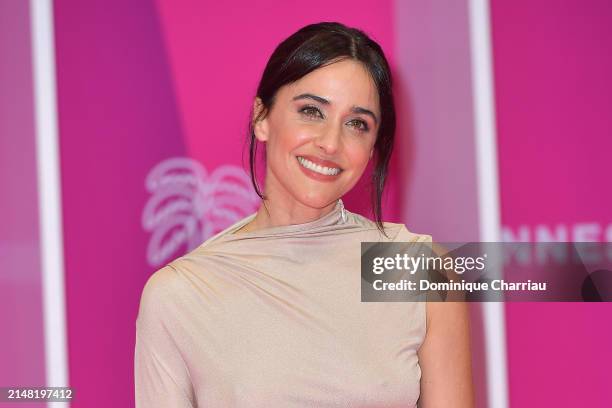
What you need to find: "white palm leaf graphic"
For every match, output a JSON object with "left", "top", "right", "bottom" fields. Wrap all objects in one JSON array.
[{"left": 142, "top": 157, "right": 259, "bottom": 267}]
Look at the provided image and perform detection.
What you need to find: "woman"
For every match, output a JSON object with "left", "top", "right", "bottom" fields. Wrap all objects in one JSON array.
[{"left": 135, "top": 22, "right": 473, "bottom": 407}]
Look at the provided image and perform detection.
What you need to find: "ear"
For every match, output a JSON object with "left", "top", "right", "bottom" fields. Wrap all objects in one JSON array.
[
  {"left": 252, "top": 97, "right": 270, "bottom": 143},
  {"left": 369, "top": 149, "right": 374, "bottom": 159}
]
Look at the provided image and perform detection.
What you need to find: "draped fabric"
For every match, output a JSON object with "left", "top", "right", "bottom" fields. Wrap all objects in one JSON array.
[{"left": 135, "top": 199, "right": 431, "bottom": 407}]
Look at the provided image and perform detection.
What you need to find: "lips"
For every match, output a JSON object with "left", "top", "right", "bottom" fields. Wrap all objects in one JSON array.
[
  {"left": 296, "top": 155, "right": 343, "bottom": 180},
  {"left": 296, "top": 155, "right": 343, "bottom": 170}
]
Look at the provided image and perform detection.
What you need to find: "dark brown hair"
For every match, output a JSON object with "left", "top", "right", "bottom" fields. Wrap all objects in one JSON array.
[{"left": 246, "top": 21, "right": 396, "bottom": 237}]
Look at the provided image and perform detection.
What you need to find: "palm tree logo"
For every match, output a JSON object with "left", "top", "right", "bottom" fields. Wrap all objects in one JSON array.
[{"left": 142, "top": 157, "right": 259, "bottom": 267}]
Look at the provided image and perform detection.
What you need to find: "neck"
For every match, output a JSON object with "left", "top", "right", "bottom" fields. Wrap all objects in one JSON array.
[
  {"left": 248, "top": 198, "right": 337, "bottom": 232},
  {"left": 239, "top": 170, "right": 340, "bottom": 234}
]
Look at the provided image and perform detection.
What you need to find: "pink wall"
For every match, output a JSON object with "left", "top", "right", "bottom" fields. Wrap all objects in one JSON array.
[
  {"left": 394, "top": 0, "right": 480, "bottom": 241},
  {"left": 0, "top": 2, "right": 46, "bottom": 405},
  {"left": 393, "top": 1, "right": 488, "bottom": 406},
  {"left": 53, "top": 1, "right": 187, "bottom": 405},
  {"left": 491, "top": 1, "right": 612, "bottom": 406}
]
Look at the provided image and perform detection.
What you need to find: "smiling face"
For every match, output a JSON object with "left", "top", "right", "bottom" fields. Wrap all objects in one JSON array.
[{"left": 253, "top": 58, "right": 380, "bottom": 210}]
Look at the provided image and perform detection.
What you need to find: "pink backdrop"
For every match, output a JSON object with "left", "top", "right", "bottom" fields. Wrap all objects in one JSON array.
[
  {"left": 0, "top": 2, "right": 46, "bottom": 407},
  {"left": 492, "top": 1, "right": 612, "bottom": 406}
]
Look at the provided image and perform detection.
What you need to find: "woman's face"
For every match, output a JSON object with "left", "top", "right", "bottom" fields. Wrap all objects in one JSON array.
[{"left": 254, "top": 58, "right": 380, "bottom": 209}]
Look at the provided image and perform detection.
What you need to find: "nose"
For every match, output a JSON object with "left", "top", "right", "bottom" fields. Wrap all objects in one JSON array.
[{"left": 315, "top": 124, "right": 342, "bottom": 155}]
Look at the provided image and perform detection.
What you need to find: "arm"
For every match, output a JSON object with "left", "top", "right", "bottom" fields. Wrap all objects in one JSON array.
[
  {"left": 135, "top": 266, "right": 196, "bottom": 408},
  {"left": 417, "top": 301, "right": 474, "bottom": 407}
]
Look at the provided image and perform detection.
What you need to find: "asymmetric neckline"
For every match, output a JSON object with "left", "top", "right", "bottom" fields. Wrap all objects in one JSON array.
[{"left": 225, "top": 199, "right": 346, "bottom": 238}]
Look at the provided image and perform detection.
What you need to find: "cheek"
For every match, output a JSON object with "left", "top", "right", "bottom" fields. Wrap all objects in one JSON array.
[
  {"left": 288, "top": 118, "right": 324, "bottom": 141},
  {"left": 269, "top": 119, "right": 312, "bottom": 151},
  {"left": 344, "top": 139, "right": 374, "bottom": 169}
]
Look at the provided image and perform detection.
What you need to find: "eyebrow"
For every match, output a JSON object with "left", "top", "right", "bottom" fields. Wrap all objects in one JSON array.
[{"left": 292, "top": 93, "right": 379, "bottom": 125}]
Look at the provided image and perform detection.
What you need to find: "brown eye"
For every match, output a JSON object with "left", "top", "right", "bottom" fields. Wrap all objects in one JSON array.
[
  {"left": 299, "top": 105, "right": 323, "bottom": 118},
  {"left": 349, "top": 119, "right": 369, "bottom": 132}
]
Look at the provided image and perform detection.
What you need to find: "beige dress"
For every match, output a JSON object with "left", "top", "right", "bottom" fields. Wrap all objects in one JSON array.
[{"left": 135, "top": 200, "right": 431, "bottom": 407}]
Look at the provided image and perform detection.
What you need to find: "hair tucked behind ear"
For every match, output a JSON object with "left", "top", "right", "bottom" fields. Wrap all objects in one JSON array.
[{"left": 244, "top": 22, "right": 396, "bottom": 238}]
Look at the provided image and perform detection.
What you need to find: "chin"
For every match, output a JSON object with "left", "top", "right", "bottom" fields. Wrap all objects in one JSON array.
[{"left": 295, "top": 192, "right": 341, "bottom": 209}]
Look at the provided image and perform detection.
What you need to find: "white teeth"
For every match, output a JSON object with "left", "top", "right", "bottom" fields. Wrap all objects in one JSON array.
[{"left": 297, "top": 156, "right": 342, "bottom": 176}]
